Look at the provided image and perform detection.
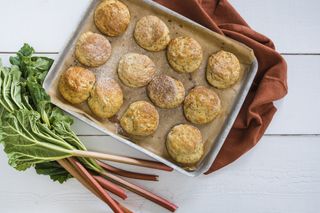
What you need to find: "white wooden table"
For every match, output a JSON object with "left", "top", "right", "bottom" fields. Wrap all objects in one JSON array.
[{"left": 1, "top": 0, "right": 320, "bottom": 212}]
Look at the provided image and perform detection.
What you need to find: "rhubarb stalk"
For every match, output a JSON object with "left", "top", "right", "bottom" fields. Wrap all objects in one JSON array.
[
  {"left": 58, "top": 159, "right": 101, "bottom": 197},
  {"left": 68, "top": 158, "right": 124, "bottom": 213},
  {"left": 100, "top": 171, "right": 178, "bottom": 212},
  {"left": 58, "top": 159, "right": 132, "bottom": 213},
  {"left": 97, "top": 161, "right": 159, "bottom": 181},
  {"left": 72, "top": 150, "right": 173, "bottom": 171},
  {"left": 115, "top": 200, "right": 133, "bottom": 213},
  {"left": 93, "top": 175, "right": 127, "bottom": 200}
]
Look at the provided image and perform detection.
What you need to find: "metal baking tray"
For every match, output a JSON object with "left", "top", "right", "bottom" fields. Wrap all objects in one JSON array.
[{"left": 44, "top": 0, "right": 258, "bottom": 177}]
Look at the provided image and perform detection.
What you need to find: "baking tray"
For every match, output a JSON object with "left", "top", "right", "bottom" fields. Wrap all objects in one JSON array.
[{"left": 43, "top": 0, "right": 258, "bottom": 177}]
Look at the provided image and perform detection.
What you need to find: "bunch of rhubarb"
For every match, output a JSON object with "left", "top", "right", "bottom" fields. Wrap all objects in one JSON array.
[{"left": 0, "top": 44, "right": 177, "bottom": 212}]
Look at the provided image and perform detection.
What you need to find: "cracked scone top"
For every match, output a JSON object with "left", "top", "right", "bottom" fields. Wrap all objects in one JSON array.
[
  {"left": 117, "top": 53, "right": 156, "bottom": 88},
  {"left": 184, "top": 86, "right": 221, "bottom": 124},
  {"left": 75, "top": 32, "right": 112, "bottom": 67},
  {"left": 59, "top": 66, "right": 96, "bottom": 104},
  {"left": 147, "top": 74, "right": 185, "bottom": 109},
  {"left": 94, "top": 0, "right": 130, "bottom": 37},
  {"left": 88, "top": 78, "right": 123, "bottom": 119},
  {"left": 134, "top": 15, "right": 170, "bottom": 51},
  {"left": 167, "top": 36, "right": 203, "bottom": 73},
  {"left": 206, "top": 50, "right": 241, "bottom": 89},
  {"left": 166, "top": 124, "right": 204, "bottom": 165},
  {"left": 120, "top": 101, "right": 159, "bottom": 136}
]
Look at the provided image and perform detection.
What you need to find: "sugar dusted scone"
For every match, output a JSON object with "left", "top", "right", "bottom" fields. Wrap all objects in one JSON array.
[
  {"left": 147, "top": 74, "right": 185, "bottom": 109},
  {"left": 75, "top": 32, "right": 112, "bottom": 67},
  {"left": 59, "top": 66, "right": 95, "bottom": 104},
  {"left": 117, "top": 53, "right": 156, "bottom": 88},
  {"left": 167, "top": 36, "right": 203, "bottom": 73},
  {"left": 166, "top": 124, "right": 203, "bottom": 165},
  {"left": 134, "top": 15, "right": 170, "bottom": 51},
  {"left": 184, "top": 86, "right": 221, "bottom": 124},
  {"left": 94, "top": 0, "right": 130, "bottom": 37},
  {"left": 206, "top": 50, "right": 241, "bottom": 89},
  {"left": 88, "top": 78, "right": 123, "bottom": 119},
  {"left": 120, "top": 101, "right": 159, "bottom": 136}
]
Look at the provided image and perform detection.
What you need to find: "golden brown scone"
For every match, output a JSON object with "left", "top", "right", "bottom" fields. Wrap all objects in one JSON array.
[
  {"left": 134, "top": 15, "right": 170, "bottom": 51},
  {"left": 184, "top": 86, "right": 221, "bottom": 124},
  {"left": 88, "top": 78, "right": 123, "bottom": 119},
  {"left": 59, "top": 66, "right": 95, "bottom": 104},
  {"left": 147, "top": 74, "right": 185, "bottom": 109},
  {"left": 206, "top": 50, "right": 241, "bottom": 89},
  {"left": 167, "top": 36, "right": 203, "bottom": 73},
  {"left": 117, "top": 53, "right": 156, "bottom": 88},
  {"left": 166, "top": 124, "right": 203, "bottom": 165},
  {"left": 94, "top": 0, "right": 130, "bottom": 37},
  {"left": 120, "top": 101, "right": 159, "bottom": 136},
  {"left": 75, "top": 32, "right": 112, "bottom": 67}
]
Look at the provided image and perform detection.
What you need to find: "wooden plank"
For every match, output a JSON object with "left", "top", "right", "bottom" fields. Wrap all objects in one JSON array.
[
  {"left": 1, "top": 53, "right": 319, "bottom": 135},
  {"left": 0, "top": 0, "right": 91, "bottom": 52},
  {"left": 0, "top": 0, "right": 319, "bottom": 53},
  {"left": 266, "top": 55, "right": 320, "bottom": 134},
  {"left": 0, "top": 135, "right": 319, "bottom": 212},
  {"left": 229, "top": 0, "right": 320, "bottom": 53}
]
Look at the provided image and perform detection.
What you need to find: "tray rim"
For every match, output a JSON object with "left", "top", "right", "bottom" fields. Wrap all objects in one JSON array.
[{"left": 43, "top": 0, "right": 258, "bottom": 177}]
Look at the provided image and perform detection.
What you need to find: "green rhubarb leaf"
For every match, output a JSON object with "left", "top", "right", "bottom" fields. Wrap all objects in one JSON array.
[
  {"left": 0, "top": 44, "right": 103, "bottom": 183},
  {"left": 0, "top": 65, "right": 15, "bottom": 111},
  {"left": 35, "top": 161, "right": 72, "bottom": 183},
  {"left": 0, "top": 110, "right": 72, "bottom": 171}
]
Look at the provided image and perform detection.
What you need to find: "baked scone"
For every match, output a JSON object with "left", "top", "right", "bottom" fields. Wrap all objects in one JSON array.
[
  {"left": 117, "top": 53, "right": 156, "bottom": 88},
  {"left": 184, "top": 86, "right": 221, "bottom": 124},
  {"left": 94, "top": 0, "right": 130, "bottom": 37},
  {"left": 134, "top": 15, "right": 170, "bottom": 51},
  {"left": 206, "top": 50, "right": 241, "bottom": 89},
  {"left": 120, "top": 101, "right": 159, "bottom": 136},
  {"left": 147, "top": 74, "right": 185, "bottom": 109},
  {"left": 59, "top": 66, "right": 95, "bottom": 104},
  {"left": 167, "top": 36, "right": 203, "bottom": 73},
  {"left": 166, "top": 124, "right": 203, "bottom": 165},
  {"left": 88, "top": 78, "right": 123, "bottom": 119},
  {"left": 75, "top": 32, "right": 112, "bottom": 67}
]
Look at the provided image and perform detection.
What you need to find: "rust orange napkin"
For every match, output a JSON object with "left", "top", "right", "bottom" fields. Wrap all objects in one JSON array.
[{"left": 154, "top": 0, "right": 288, "bottom": 174}]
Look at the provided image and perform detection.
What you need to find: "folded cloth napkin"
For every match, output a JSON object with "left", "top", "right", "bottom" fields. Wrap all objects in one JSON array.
[{"left": 154, "top": 0, "right": 288, "bottom": 174}]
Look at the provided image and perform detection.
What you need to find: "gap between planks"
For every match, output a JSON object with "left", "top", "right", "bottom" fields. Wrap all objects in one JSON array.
[
  {"left": 76, "top": 134, "right": 320, "bottom": 137},
  {"left": 0, "top": 52, "right": 58, "bottom": 54},
  {"left": 1, "top": 52, "right": 320, "bottom": 56}
]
